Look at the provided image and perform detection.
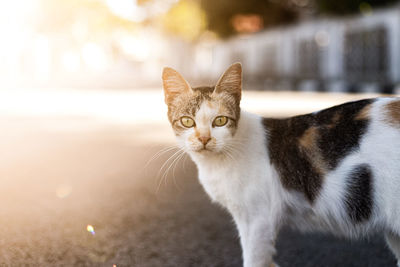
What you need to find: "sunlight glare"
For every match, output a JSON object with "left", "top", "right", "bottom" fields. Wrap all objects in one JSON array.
[
  {"left": 34, "top": 36, "right": 52, "bottom": 81},
  {"left": 82, "top": 43, "right": 109, "bottom": 71},
  {"left": 119, "top": 35, "right": 150, "bottom": 61},
  {"left": 62, "top": 51, "right": 81, "bottom": 72},
  {"left": 105, "top": 0, "right": 146, "bottom": 22}
]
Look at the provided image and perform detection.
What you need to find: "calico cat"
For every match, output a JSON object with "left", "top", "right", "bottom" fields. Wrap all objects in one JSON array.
[{"left": 162, "top": 62, "right": 400, "bottom": 267}]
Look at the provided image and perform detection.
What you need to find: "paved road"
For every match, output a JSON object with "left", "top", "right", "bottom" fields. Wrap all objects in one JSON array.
[{"left": 0, "top": 88, "right": 396, "bottom": 266}]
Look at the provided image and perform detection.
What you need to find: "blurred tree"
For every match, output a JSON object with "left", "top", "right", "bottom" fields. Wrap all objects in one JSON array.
[
  {"left": 200, "top": 0, "right": 297, "bottom": 38},
  {"left": 137, "top": 0, "right": 153, "bottom": 5},
  {"left": 315, "top": 0, "right": 399, "bottom": 15},
  {"left": 162, "top": 0, "right": 207, "bottom": 41}
]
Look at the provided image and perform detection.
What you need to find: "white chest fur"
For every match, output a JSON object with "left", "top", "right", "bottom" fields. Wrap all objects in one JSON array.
[
  {"left": 197, "top": 159, "right": 247, "bottom": 211},
  {"left": 190, "top": 112, "right": 281, "bottom": 216},
  {"left": 189, "top": 111, "right": 285, "bottom": 267}
]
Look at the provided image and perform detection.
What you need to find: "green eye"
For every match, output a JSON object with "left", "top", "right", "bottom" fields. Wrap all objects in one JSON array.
[
  {"left": 180, "top": 116, "right": 195, "bottom": 128},
  {"left": 213, "top": 116, "right": 228, "bottom": 127}
]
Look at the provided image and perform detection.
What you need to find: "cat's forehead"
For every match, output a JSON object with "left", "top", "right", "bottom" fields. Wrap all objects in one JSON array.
[
  {"left": 167, "top": 85, "right": 240, "bottom": 128},
  {"left": 171, "top": 86, "right": 214, "bottom": 115},
  {"left": 169, "top": 86, "right": 218, "bottom": 113},
  {"left": 195, "top": 100, "right": 218, "bottom": 121},
  {"left": 192, "top": 86, "right": 215, "bottom": 95},
  {"left": 190, "top": 86, "right": 238, "bottom": 113}
]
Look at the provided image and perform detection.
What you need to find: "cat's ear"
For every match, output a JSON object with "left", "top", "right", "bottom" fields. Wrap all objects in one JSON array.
[
  {"left": 214, "top": 62, "right": 242, "bottom": 102},
  {"left": 162, "top": 67, "right": 191, "bottom": 104}
]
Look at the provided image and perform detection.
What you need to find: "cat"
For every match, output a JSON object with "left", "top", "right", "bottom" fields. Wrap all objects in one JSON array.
[{"left": 162, "top": 62, "right": 400, "bottom": 267}]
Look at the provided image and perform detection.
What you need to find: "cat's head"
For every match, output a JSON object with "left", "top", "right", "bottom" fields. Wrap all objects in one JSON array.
[{"left": 162, "top": 63, "right": 242, "bottom": 156}]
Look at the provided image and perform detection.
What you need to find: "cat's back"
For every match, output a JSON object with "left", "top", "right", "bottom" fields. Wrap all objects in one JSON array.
[
  {"left": 263, "top": 98, "right": 379, "bottom": 203},
  {"left": 264, "top": 97, "right": 400, "bottom": 234}
]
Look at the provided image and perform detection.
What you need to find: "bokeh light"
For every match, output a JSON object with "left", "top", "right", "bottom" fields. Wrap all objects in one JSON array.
[{"left": 87, "top": 225, "right": 96, "bottom": 235}]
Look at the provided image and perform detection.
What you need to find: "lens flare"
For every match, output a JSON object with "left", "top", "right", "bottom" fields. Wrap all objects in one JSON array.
[{"left": 86, "top": 225, "right": 95, "bottom": 235}]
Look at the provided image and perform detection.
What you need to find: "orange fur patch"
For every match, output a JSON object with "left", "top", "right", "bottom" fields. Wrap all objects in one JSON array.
[
  {"left": 384, "top": 100, "right": 400, "bottom": 126},
  {"left": 355, "top": 104, "right": 372, "bottom": 120},
  {"left": 326, "top": 112, "right": 341, "bottom": 128},
  {"left": 299, "top": 127, "right": 318, "bottom": 149},
  {"left": 299, "top": 127, "right": 327, "bottom": 175}
]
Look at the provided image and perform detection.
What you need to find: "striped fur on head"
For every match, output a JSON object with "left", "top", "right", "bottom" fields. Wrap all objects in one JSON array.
[{"left": 162, "top": 63, "right": 242, "bottom": 153}]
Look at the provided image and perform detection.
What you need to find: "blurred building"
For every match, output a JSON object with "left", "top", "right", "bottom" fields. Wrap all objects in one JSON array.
[
  {"left": 193, "top": 4, "right": 400, "bottom": 93},
  {"left": 1, "top": 0, "right": 400, "bottom": 93}
]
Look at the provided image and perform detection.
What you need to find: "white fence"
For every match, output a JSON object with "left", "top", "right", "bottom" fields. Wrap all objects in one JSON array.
[{"left": 193, "top": 6, "right": 400, "bottom": 93}]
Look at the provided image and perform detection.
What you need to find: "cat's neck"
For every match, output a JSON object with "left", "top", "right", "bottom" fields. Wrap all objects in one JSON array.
[{"left": 188, "top": 110, "right": 285, "bottom": 215}]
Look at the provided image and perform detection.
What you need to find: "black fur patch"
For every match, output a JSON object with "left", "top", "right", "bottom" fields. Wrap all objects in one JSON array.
[
  {"left": 263, "top": 99, "right": 373, "bottom": 203},
  {"left": 315, "top": 99, "right": 374, "bottom": 169},
  {"left": 263, "top": 117, "right": 321, "bottom": 202},
  {"left": 344, "top": 164, "right": 373, "bottom": 223}
]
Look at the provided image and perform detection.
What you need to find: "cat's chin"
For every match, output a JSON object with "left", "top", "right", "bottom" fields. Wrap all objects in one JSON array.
[
  {"left": 189, "top": 147, "right": 225, "bottom": 157},
  {"left": 193, "top": 148, "right": 214, "bottom": 153}
]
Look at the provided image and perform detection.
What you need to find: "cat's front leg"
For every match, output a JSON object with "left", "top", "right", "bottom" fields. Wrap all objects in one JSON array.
[{"left": 236, "top": 216, "right": 279, "bottom": 267}]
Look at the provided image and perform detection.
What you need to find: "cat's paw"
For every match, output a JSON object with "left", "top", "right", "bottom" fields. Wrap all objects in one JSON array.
[{"left": 269, "top": 262, "right": 280, "bottom": 267}]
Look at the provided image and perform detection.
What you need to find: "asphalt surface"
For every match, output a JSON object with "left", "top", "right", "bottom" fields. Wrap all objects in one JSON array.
[{"left": 0, "top": 88, "right": 396, "bottom": 266}]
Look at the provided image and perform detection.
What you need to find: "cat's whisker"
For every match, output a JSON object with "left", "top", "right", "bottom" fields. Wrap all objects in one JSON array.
[
  {"left": 182, "top": 153, "right": 189, "bottom": 174},
  {"left": 227, "top": 138, "right": 251, "bottom": 144},
  {"left": 226, "top": 140, "right": 247, "bottom": 149},
  {"left": 147, "top": 145, "right": 179, "bottom": 163},
  {"left": 157, "top": 148, "right": 183, "bottom": 178},
  {"left": 162, "top": 149, "right": 183, "bottom": 183},
  {"left": 220, "top": 143, "right": 244, "bottom": 159},
  {"left": 145, "top": 145, "right": 179, "bottom": 171},
  {"left": 156, "top": 149, "right": 184, "bottom": 193},
  {"left": 159, "top": 148, "right": 185, "bottom": 190},
  {"left": 229, "top": 144, "right": 246, "bottom": 155},
  {"left": 227, "top": 150, "right": 240, "bottom": 165},
  {"left": 230, "top": 144, "right": 247, "bottom": 156},
  {"left": 145, "top": 147, "right": 180, "bottom": 179},
  {"left": 171, "top": 151, "right": 187, "bottom": 191},
  {"left": 222, "top": 147, "right": 236, "bottom": 162},
  {"left": 230, "top": 137, "right": 250, "bottom": 141},
  {"left": 225, "top": 152, "right": 235, "bottom": 162},
  {"left": 227, "top": 146, "right": 244, "bottom": 165},
  {"left": 212, "top": 142, "right": 238, "bottom": 159},
  {"left": 163, "top": 149, "right": 185, "bottom": 191}
]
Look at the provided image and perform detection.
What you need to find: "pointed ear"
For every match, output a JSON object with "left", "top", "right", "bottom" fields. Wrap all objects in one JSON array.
[
  {"left": 162, "top": 67, "right": 191, "bottom": 104},
  {"left": 214, "top": 62, "right": 242, "bottom": 102}
]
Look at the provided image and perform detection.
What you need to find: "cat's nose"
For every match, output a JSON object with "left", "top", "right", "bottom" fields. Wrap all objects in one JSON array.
[{"left": 198, "top": 136, "right": 211, "bottom": 145}]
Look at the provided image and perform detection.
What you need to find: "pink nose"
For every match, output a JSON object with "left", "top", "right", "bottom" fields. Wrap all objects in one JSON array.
[{"left": 198, "top": 136, "right": 211, "bottom": 145}]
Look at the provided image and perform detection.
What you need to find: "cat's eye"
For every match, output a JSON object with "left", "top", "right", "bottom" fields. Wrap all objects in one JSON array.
[
  {"left": 180, "top": 116, "right": 195, "bottom": 128},
  {"left": 213, "top": 116, "right": 228, "bottom": 127}
]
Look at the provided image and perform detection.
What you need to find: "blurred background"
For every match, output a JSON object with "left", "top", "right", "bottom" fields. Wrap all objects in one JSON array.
[
  {"left": 2, "top": 0, "right": 400, "bottom": 92},
  {"left": 0, "top": 0, "right": 399, "bottom": 266}
]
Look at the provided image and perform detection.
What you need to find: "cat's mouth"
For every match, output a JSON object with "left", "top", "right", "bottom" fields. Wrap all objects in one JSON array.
[
  {"left": 196, "top": 147, "right": 210, "bottom": 152},
  {"left": 194, "top": 146, "right": 214, "bottom": 153}
]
